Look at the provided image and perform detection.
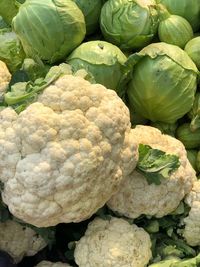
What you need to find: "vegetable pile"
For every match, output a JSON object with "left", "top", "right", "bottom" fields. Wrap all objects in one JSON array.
[{"left": 0, "top": 0, "right": 200, "bottom": 266}]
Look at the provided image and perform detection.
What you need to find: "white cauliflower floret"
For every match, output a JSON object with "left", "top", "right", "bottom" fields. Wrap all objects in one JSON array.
[
  {"left": 0, "top": 75, "right": 138, "bottom": 227},
  {"left": 35, "top": 261, "right": 71, "bottom": 267},
  {"left": 107, "top": 125, "right": 196, "bottom": 219},
  {"left": 74, "top": 216, "right": 152, "bottom": 267},
  {"left": 0, "top": 60, "right": 11, "bottom": 95},
  {"left": 183, "top": 180, "right": 200, "bottom": 246},
  {"left": 0, "top": 220, "right": 46, "bottom": 263}
]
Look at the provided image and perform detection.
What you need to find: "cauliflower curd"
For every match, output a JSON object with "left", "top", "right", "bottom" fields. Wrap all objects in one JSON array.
[
  {"left": 74, "top": 217, "right": 152, "bottom": 267},
  {"left": 0, "top": 220, "right": 46, "bottom": 263},
  {"left": 107, "top": 125, "right": 196, "bottom": 219},
  {"left": 0, "top": 74, "right": 138, "bottom": 227}
]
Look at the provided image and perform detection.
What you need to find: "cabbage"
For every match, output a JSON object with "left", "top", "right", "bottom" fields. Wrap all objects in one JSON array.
[
  {"left": 157, "top": 4, "right": 193, "bottom": 49},
  {"left": 67, "top": 40, "right": 128, "bottom": 93},
  {"left": 0, "top": 0, "right": 19, "bottom": 25},
  {"left": 159, "top": 0, "right": 200, "bottom": 32},
  {"left": 127, "top": 42, "right": 198, "bottom": 123},
  {"left": 12, "top": 0, "right": 86, "bottom": 64},
  {"left": 185, "top": 37, "right": 200, "bottom": 70},
  {"left": 73, "top": 0, "right": 103, "bottom": 35},
  {"left": 186, "top": 150, "right": 198, "bottom": 172},
  {"left": 100, "top": 0, "right": 159, "bottom": 50},
  {"left": 176, "top": 123, "right": 200, "bottom": 149},
  {"left": 0, "top": 28, "right": 25, "bottom": 73}
]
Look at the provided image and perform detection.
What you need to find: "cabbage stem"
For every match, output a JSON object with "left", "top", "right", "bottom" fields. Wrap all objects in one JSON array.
[{"left": 157, "top": 4, "right": 171, "bottom": 21}]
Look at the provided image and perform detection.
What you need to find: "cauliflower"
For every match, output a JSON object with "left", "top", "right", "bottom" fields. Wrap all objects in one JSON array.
[
  {"left": 0, "top": 220, "right": 46, "bottom": 263},
  {"left": 74, "top": 216, "right": 152, "bottom": 267},
  {"left": 183, "top": 180, "right": 200, "bottom": 246},
  {"left": 107, "top": 125, "right": 196, "bottom": 219},
  {"left": 35, "top": 261, "right": 71, "bottom": 267},
  {"left": 0, "top": 60, "right": 11, "bottom": 96},
  {"left": 0, "top": 74, "right": 138, "bottom": 227}
]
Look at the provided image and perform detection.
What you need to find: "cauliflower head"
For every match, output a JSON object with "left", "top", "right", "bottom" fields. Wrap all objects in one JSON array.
[
  {"left": 183, "top": 180, "right": 200, "bottom": 246},
  {"left": 74, "top": 216, "right": 152, "bottom": 267},
  {"left": 0, "top": 60, "right": 11, "bottom": 95},
  {"left": 107, "top": 125, "right": 196, "bottom": 219},
  {"left": 0, "top": 220, "right": 46, "bottom": 263},
  {"left": 0, "top": 74, "right": 138, "bottom": 227},
  {"left": 35, "top": 261, "right": 71, "bottom": 267}
]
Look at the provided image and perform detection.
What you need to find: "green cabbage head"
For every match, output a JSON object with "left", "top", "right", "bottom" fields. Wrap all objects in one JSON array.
[
  {"left": 12, "top": 0, "right": 86, "bottom": 64},
  {"left": 100, "top": 0, "right": 159, "bottom": 50},
  {"left": 159, "top": 0, "right": 200, "bottom": 32},
  {"left": 67, "top": 40, "right": 128, "bottom": 93},
  {"left": 0, "top": 28, "right": 25, "bottom": 73},
  {"left": 127, "top": 42, "right": 198, "bottom": 123}
]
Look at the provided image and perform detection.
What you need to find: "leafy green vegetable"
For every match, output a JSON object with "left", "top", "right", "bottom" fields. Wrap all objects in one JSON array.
[
  {"left": 149, "top": 253, "right": 200, "bottom": 266},
  {"left": 67, "top": 40, "right": 128, "bottom": 95},
  {"left": 21, "top": 58, "right": 50, "bottom": 82},
  {"left": 185, "top": 37, "right": 200, "bottom": 70},
  {"left": 4, "top": 63, "right": 72, "bottom": 111},
  {"left": 157, "top": 4, "right": 193, "bottom": 49},
  {"left": 127, "top": 42, "right": 198, "bottom": 123},
  {"left": 12, "top": 0, "right": 86, "bottom": 63},
  {"left": 100, "top": 0, "right": 159, "bottom": 50},
  {"left": 188, "top": 92, "right": 200, "bottom": 132},
  {"left": 150, "top": 121, "right": 178, "bottom": 137},
  {"left": 135, "top": 202, "right": 197, "bottom": 265},
  {"left": 176, "top": 123, "right": 200, "bottom": 149},
  {"left": 30, "top": 225, "right": 56, "bottom": 248},
  {"left": 136, "top": 144, "right": 180, "bottom": 185},
  {"left": 0, "top": 28, "right": 25, "bottom": 73},
  {"left": 158, "top": 0, "right": 200, "bottom": 32},
  {"left": 186, "top": 150, "right": 198, "bottom": 172},
  {"left": 0, "top": 0, "right": 20, "bottom": 25}
]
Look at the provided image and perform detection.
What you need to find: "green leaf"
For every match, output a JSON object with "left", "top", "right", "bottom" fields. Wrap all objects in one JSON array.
[
  {"left": 4, "top": 63, "right": 72, "bottom": 111},
  {"left": 136, "top": 144, "right": 180, "bottom": 185},
  {"left": 30, "top": 225, "right": 56, "bottom": 248}
]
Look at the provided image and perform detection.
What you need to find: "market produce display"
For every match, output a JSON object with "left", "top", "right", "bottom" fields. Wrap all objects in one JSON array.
[{"left": 0, "top": 0, "right": 200, "bottom": 266}]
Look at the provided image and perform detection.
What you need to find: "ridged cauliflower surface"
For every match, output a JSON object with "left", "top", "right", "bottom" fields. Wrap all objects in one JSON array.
[
  {"left": 0, "top": 60, "right": 11, "bottom": 95},
  {"left": 0, "top": 220, "right": 46, "bottom": 263},
  {"left": 35, "top": 261, "right": 71, "bottom": 267},
  {"left": 74, "top": 216, "right": 152, "bottom": 267},
  {"left": 183, "top": 180, "right": 200, "bottom": 246},
  {"left": 0, "top": 75, "right": 138, "bottom": 227},
  {"left": 107, "top": 125, "right": 196, "bottom": 219}
]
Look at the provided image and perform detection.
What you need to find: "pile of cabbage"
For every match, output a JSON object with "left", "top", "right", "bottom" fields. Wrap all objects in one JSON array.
[{"left": 0, "top": 0, "right": 200, "bottom": 266}]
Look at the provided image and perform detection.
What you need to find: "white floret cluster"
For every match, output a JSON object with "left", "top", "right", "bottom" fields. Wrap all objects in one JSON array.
[{"left": 0, "top": 66, "right": 198, "bottom": 267}]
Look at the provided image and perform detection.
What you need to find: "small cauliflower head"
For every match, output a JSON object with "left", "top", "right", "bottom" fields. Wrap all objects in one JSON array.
[
  {"left": 107, "top": 125, "right": 196, "bottom": 219},
  {"left": 0, "top": 60, "right": 11, "bottom": 96},
  {"left": 0, "top": 74, "right": 138, "bottom": 227},
  {"left": 183, "top": 180, "right": 200, "bottom": 246},
  {"left": 0, "top": 220, "right": 46, "bottom": 263},
  {"left": 35, "top": 261, "right": 71, "bottom": 267},
  {"left": 74, "top": 216, "right": 152, "bottom": 267}
]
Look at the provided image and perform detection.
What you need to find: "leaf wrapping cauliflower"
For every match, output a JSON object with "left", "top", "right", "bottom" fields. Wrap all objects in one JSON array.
[
  {"left": 0, "top": 74, "right": 138, "bottom": 227},
  {"left": 35, "top": 261, "right": 71, "bottom": 267},
  {"left": 74, "top": 216, "right": 152, "bottom": 267},
  {"left": 0, "top": 220, "right": 46, "bottom": 263},
  {"left": 183, "top": 180, "right": 200, "bottom": 246},
  {"left": 107, "top": 125, "right": 196, "bottom": 219}
]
